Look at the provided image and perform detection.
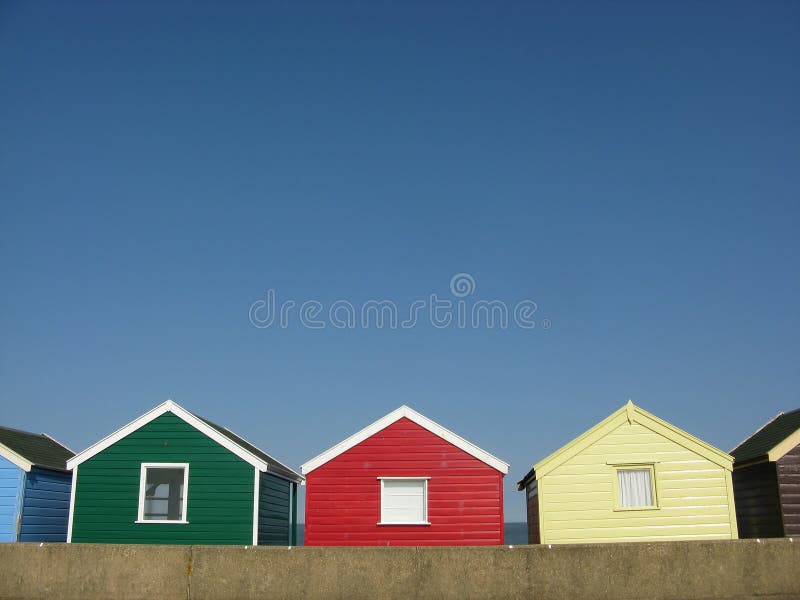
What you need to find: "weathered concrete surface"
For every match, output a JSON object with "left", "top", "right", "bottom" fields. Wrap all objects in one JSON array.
[
  {"left": 190, "top": 545, "right": 533, "bottom": 600},
  {"left": 0, "top": 543, "right": 190, "bottom": 600},
  {"left": 526, "top": 539, "right": 799, "bottom": 600},
  {"left": 0, "top": 539, "right": 798, "bottom": 600}
]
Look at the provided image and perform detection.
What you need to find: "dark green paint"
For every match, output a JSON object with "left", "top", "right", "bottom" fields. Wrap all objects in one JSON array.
[
  {"left": 291, "top": 482, "right": 298, "bottom": 546},
  {"left": 72, "top": 413, "right": 256, "bottom": 545},
  {"left": 257, "top": 473, "right": 290, "bottom": 545}
]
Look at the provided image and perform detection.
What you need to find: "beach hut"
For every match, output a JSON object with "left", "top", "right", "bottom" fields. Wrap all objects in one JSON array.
[
  {"left": 67, "top": 400, "right": 303, "bottom": 545},
  {"left": 731, "top": 407, "right": 800, "bottom": 538},
  {"left": 517, "top": 401, "right": 738, "bottom": 544},
  {"left": 0, "top": 425, "right": 74, "bottom": 542},
  {"left": 301, "top": 405, "right": 508, "bottom": 546}
]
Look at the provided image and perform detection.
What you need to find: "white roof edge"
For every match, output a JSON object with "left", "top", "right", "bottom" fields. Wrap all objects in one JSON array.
[
  {"left": 0, "top": 442, "right": 34, "bottom": 472},
  {"left": 216, "top": 424, "right": 303, "bottom": 483},
  {"left": 730, "top": 410, "right": 783, "bottom": 454},
  {"left": 66, "top": 399, "right": 272, "bottom": 472},
  {"left": 42, "top": 433, "right": 76, "bottom": 455},
  {"left": 301, "top": 405, "right": 509, "bottom": 475}
]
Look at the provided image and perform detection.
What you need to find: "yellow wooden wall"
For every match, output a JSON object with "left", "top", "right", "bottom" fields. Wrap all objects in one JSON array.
[{"left": 539, "top": 420, "right": 737, "bottom": 544}]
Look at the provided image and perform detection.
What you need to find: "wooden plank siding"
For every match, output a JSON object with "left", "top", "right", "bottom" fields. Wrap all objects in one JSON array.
[
  {"left": 732, "top": 461, "right": 783, "bottom": 538},
  {"left": 258, "top": 473, "right": 290, "bottom": 545},
  {"left": 539, "top": 421, "right": 737, "bottom": 544},
  {"left": 777, "top": 443, "right": 800, "bottom": 536},
  {"left": 0, "top": 457, "right": 24, "bottom": 542},
  {"left": 18, "top": 467, "right": 71, "bottom": 542},
  {"left": 71, "top": 413, "right": 254, "bottom": 545},
  {"left": 525, "top": 480, "right": 540, "bottom": 544},
  {"left": 305, "top": 417, "right": 504, "bottom": 546}
]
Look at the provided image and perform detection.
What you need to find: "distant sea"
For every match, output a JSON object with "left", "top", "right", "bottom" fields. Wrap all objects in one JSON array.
[{"left": 294, "top": 523, "right": 529, "bottom": 546}]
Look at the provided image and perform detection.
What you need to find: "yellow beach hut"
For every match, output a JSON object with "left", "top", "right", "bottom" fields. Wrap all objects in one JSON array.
[{"left": 517, "top": 401, "right": 738, "bottom": 544}]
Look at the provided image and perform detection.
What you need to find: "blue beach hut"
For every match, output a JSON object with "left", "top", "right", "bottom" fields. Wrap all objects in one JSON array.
[{"left": 0, "top": 425, "right": 74, "bottom": 542}]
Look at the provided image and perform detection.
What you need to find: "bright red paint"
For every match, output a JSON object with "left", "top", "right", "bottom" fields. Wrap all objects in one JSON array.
[{"left": 304, "top": 417, "right": 505, "bottom": 546}]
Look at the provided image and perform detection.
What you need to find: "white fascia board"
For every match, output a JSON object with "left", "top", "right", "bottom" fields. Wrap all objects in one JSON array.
[
  {"left": 66, "top": 465, "right": 77, "bottom": 543},
  {"left": 66, "top": 400, "right": 270, "bottom": 472},
  {"left": 252, "top": 467, "right": 260, "bottom": 546},
  {"left": 301, "top": 405, "right": 509, "bottom": 475},
  {"left": 0, "top": 443, "right": 33, "bottom": 472}
]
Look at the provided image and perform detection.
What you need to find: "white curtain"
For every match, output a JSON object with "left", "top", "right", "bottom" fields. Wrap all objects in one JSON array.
[{"left": 617, "top": 469, "right": 653, "bottom": 508}]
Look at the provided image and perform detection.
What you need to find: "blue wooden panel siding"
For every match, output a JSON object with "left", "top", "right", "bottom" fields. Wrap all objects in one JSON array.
[
  {"left": 18, "top": 467, "right": 72, "bottom": 542},
  {"left": 0, "top": 456, "right": 25, "bottom": 542},
  {"left": 258, "top": 473, "right": 290, "bottom": 546}
]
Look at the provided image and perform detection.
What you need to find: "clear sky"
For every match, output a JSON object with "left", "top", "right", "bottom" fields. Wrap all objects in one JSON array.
[{"left": 1, "top": 1, "right": 798, "bottom": 523}]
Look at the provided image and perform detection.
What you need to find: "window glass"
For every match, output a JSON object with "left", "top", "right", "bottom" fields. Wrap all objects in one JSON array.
[{"left": 143, "top": 467, "right": 186, "bottom": 521}]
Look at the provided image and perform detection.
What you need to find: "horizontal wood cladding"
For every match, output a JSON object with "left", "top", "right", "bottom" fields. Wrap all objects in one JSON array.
[
  {"left": 539, "top": 421, "right": 736, "bottom": 544},
  {"left": 526, "top": 481, "right": 540, "bottom": 544},
  {"left": 71, "top": 413, "right": 253, "bottom": 545},
  {"left": 0, "top": 457, "right": 24, "bottom": 542},
  {"left": 732, "top": 461, "right": 783, "bottom": 538},
  {"left": 777, "top": 443, "right": 800, "bottom": 536},
  {"left": 258, "top": 473, "right": 290, "bottom": 546},
  {"left": 18, "top": 467, "right": 71, "bottom": 542},
  {"left": 305, "top": 417, "right": 503, "bottom": 546}
]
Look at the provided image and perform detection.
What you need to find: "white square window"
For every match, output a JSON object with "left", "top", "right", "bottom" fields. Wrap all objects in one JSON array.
[
  {"left": 378, "top": 477, "right": 429, "bottom": 525},
  {"left": 616, "top": 467, "right": 656, "bottom": 509},
  {"left": 137, "top": 463, "right": 189, "bottom": 523}
]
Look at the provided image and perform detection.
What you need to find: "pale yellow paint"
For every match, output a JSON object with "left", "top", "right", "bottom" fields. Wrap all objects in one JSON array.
[
  {"left": 533, "top": 401, "right": 738, "bottom": 545},
  {"left": 767, "top": 426, "right": 800, "bottom": 462}
]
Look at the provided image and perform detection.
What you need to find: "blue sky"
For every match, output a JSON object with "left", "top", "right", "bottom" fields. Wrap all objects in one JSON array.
[{"left": 1, "top": 1, "right": 798, "bottom": 523}]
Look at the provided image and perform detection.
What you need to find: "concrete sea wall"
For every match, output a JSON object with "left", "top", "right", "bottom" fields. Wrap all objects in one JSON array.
[{"left": 0, "top": 539, "right": 798, "bottom": 599}]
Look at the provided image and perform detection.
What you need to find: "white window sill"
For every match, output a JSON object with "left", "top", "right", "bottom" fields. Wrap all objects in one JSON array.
[
  {"left": 613, "top": 506, "right": 659, "bottom": 512},
  {"left": 135, "top": 520, "right": 189, "bottom": 524},
  {"left": 377, "top": 522, "right": 431, "bottom": 526}
]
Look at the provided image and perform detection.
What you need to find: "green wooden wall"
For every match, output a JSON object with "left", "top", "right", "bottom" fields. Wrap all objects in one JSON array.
[
  {"left": 71, "top": 413, "right": 254, "bottom": 545},
  {"left": 258, "top": 473, "right": 290, "bottom": 545}
]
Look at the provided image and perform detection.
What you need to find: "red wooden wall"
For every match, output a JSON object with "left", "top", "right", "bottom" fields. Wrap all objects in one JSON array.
[{"left": 304, "top": 417, "right": 504, "bottom": 546}]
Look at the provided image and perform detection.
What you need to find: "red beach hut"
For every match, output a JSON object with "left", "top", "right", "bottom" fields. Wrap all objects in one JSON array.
[{"left": 301, "top": 406, "right": 508, "bottom": 546}]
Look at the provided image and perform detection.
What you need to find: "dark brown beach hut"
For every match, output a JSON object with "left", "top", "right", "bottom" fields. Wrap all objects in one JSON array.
[{"left": 731, "top": 408, "right": 800, "bottom": 538}]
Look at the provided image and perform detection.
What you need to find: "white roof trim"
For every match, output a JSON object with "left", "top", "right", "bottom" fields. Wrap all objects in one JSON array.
[
  {"left": 67, "top": 400, "right": 274, "bottom": 472},
  {"left": 301, "top": 405, "right": 509, "bottom": 475},
  {"left": 0, "top": 442, "right": 33, "bottom": 472},
  {"left": 43, "top": 433, "right": 75, "bottom": 454},
  {"left": 730, "top": 411, "right": 783, "bottom": 455}
]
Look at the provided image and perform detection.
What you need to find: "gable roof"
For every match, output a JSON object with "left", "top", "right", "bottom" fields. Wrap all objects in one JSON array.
[
  {"left": 301, "top": 405, "right": 509, "bottom": 475},
  {"left": 518, "top": 400, "right": 732, "bottom": 484},
  {"left": 0, "top": 425, "right": 74, "bottom": 472},
  {"left": 190, "top": 413, "right": 301, "bottom": 482},
  {"left": 730, "top": 408, "right": 800, "bottom": 464},
  {"left": 66, "top": 400, "right": 303, "bottom": 483}
]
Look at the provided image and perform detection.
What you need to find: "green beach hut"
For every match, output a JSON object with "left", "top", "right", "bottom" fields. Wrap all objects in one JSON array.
[{"left": 67, "top": 400, "right": 303, "bottom": 545}]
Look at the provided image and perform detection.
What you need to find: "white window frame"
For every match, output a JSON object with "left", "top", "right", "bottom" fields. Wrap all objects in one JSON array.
[
  {"left": 612, "top": 464, "right": 659, "bottom": 511},
  {"left": 136, "top": 463, "right": 190, "bottom": 524},
  {"left": 377, "top": 477, "right": 431, "bottom": 526}
]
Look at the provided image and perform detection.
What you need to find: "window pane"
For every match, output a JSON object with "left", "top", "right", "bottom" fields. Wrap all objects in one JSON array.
[
  {"left": 144, "top": 467, "right": 185, "bottom": 520},
  {"left": 617, "top": 469, "right": 653, "bottom": 508},
  {"left": 382, "top": 479, "right": 425, "bottom": 523}
]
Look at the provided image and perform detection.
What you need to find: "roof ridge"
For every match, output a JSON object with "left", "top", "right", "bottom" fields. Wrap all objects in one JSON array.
[
  {"left": 42, "top": 432, "right": 75, "bottom": 453},
  {"left": 730, "top": 410, "right": 783, "bottom": 453},
  {"left": 0, "top": 424, "right": 47, "bottom": 437},
  {"left": 190, "top": 411, "right": 300, "bottom": 478}
]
